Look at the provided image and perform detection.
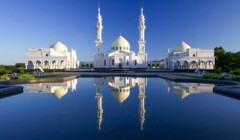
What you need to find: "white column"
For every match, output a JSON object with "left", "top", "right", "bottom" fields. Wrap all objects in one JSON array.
[{"left": 138, "top": 7, "right": 146, "bottom": 55}]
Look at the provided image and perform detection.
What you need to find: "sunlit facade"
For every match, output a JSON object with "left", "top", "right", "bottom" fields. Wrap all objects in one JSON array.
[
  {"left": 94, "top": 7, "right": 147, "bottom": 69},
  {"left": 25, "top": 41, "right": 79, "bottom": 70},
  {"left": 165, "top": 41, "right": 215, "bottom": 70}
]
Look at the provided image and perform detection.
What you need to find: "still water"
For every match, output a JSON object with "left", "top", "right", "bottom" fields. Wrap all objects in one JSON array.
[{"left": 0, "top": 77, "right": 240, "bottom": 140}]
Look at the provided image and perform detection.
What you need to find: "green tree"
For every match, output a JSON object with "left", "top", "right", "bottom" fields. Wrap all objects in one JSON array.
[
  {"left": 214, "top": 46, "right": 225, "bottom": 71},
  {"left": 214, "top": 46, "right": 240, "bottom": 72},
  {"left": 15, "top": 63, "right": 25, "bottom": 68}
]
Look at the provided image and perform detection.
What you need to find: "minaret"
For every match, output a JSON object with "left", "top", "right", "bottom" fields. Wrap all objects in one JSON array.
[
  {"left": 138, "top": 79, "right": 146, "bottom": 131},
  {"left": 95, "top": 6, "right": 103, "bottom": 53},
  {"left": 138, "top": 7, "right": 146, "bottom": 55},
  {"left": 95, "top": 86, "right": 103, "bottom": 131}
]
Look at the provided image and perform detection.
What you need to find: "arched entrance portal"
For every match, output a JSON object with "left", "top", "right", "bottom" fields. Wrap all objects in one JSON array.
[
  {"left": 36, "top": 60, "right": 41, "bottom": 69},
  {"left": 119, "top": 58, "right": 123, "bottom": 69},
  {"left": 44, "top": 60, "right": 50, "bottom": 69},
  {"left": 27, "top": 61, "right": 34, "bottom": 69}
]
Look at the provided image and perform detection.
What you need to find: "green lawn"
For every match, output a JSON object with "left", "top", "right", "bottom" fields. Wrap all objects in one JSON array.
[
  {"left": 0, "top": 73, "right": 64, "bottom": 81},
  {"left": 176, "top": 73, "right": 240, "bottom": 81},
  {"left": 175, "top": 74, "right": 201, "bottom": 79}
]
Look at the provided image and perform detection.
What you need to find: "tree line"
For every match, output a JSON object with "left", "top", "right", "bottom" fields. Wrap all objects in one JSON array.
[
  {"left": 214, "top": 47, "right": 240, "bottom": 74},
  {"left": 0, "top": 63, "right": 25, "bottom": 75}
]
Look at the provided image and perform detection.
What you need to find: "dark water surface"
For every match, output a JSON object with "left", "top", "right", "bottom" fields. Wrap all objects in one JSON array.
[{"left": 0, "top": 77, "right": 240, "bottom": 140}]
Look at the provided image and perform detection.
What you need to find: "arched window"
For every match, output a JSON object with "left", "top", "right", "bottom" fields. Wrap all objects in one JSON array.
[
  {"left": 126, "top": 60, "right": 129, "bottom": 66},
  {"left": 36, "top": 60, "right": 41, "bottom": 66},
  {"left": 113, "top": 47, "right": 115, "bottom": 50},
  {"left": 120, "top": 47, "right": 122, "bottom": 50},
  {"left": 193, "top": 54, "right": 195, "bottom": 57},
  {"left": 112, "top": 59, "right": 114, "bottom": 66},
  {"left": 104, "top": 60, "right": 106, "bottom": 66},
  {"left": 46, "top": 54, "right": 49, "bottom": 57},
  {"left": 61, "top": 60, "right": 64, "bottom": 65},
  {"left": 116, "top": 47, "right": 118, "bottom": 50},
  {"left": 135, "top": 60, "right": 137, "bottom": 66},
  {"left": 44, "top": 61, "right": 49, "bottom": 66}
]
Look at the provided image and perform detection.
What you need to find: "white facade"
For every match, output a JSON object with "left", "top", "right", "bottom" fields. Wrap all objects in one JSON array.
[
  {"left": 25, "top": 41, "right": 79, "bottom": 70},
  {"left": 94, "top": 7, "right": 147, "bottom": 69},
  {"left": 165, "top": 41, "right": 215, "bottom": 70}
]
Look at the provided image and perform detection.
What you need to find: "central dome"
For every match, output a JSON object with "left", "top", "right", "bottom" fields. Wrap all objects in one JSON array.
[
  {"left": 173, "top": 41, "right": 191, "bottom": 52},
  {"left": 111, "top": 35, "right": 130, "bottom": 51},
  {"left": 50, "top": 41, "right": 68, "bottom": 52}
]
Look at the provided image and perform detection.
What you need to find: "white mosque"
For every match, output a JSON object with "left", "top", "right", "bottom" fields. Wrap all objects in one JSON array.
[
  {"left": 93, "top": 7, "right": 147, "bottom": 70},
  {"left": 94, "top": 77, "right": 147, "bottom": 130},
  {"left": 25, "top": 41, "right": 79, "bottom": 70},
  {"left": 24, "top": 6, "right": 215, "bottom": 71},
  {"left": 164, "top": 41, "right": 215, "bottom": 70}
]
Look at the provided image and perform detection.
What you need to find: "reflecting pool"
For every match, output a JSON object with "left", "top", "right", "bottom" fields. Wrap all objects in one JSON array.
[{"left": 0, "top": 77, "right": 240, "bottom": 139}]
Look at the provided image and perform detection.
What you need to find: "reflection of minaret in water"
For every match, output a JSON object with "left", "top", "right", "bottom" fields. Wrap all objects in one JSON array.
[
  {"left": 95, "top": 86, "right": 103, "bottom": 131},
  {"left": 138, "top": 84, "right": 146, "bottom": 131},
  {"left": 165, "top": 80, "right": 171, "bottom": 93}
]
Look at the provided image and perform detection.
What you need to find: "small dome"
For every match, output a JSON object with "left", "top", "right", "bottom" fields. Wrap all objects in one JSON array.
[
  {"left": 112, "top": 88, "right": 130, "bottom": 103},
  {"left": 173, "top": 41, "right": 191, "bottom": 52},
  {"left": 50, "top": 41, "right": 68, "bottom": 52},
  {"left": 53, "top": 88, "right": 68, "bottom": 99},
  {"left": 111, "top": 35, "right": 130, "bottom": 51}
]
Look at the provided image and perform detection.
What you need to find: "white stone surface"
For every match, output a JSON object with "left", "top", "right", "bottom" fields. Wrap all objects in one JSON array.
[
  {"left": 94, "top": 7, "right": 147, "bottom": 69},
  {"left": 165, "top": 41, "right": 215, "bottom": 70},
  {"left": 25, "top": 41, "right": 79, "bottom": 70}
]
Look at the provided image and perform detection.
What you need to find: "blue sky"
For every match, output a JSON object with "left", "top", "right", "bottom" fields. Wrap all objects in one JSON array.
[{"left": 0, "top": 0, "right": 240, "bottom": 65}]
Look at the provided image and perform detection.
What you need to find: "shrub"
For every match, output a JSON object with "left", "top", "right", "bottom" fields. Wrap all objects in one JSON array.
[
  {"left": 215, "top": 67, "right": 222, "bottom": 74},
  {"left": 230, "top": 70, "right": 240, "bottom": 75},
  {"left": 17, "top": 73, "right": 35, "bottom": 80},
  {"left": 19, "top": 69, "right": 25, "bottom": 74},
  {"left": 0, "top": 75, "right": 10, "bottom": 81},
  {"left": 0, "top": 69, "right": 11, "bottom": 76}
]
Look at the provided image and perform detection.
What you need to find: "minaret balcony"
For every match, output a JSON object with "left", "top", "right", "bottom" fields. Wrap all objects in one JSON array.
[
  {"left": 95, "top": 40, "right": 103, "bottom": 44},
  {"left": 138, "top": 40, "right": 146, "bottom": 44}
]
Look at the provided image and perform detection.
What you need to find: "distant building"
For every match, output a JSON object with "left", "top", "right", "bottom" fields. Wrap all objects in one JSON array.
[
  {"left": 165, "top": 41, "right": 215, "bottom": 70},
  {"left": 147, "top": 60, "right": 165, "bottom": 69},
  {"left": 25, "top": 41, "right": 79, "bottom": 70},
  {"left": 93, "top": 7, "right": 147, "bottom": 69}
]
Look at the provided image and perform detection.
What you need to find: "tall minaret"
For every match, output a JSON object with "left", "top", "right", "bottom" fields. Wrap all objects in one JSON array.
[
  {"left": 138, "top": 7, "right": 146, "bottom": 55},
  {"left": 138, "top": 78, "right": 146, "bottom": 131},
  {"left": 95, "top": 6, "right": 103, "bottom": 53},
  {"left": 95, "top": 86, "right": 103, "bottom": 131}
]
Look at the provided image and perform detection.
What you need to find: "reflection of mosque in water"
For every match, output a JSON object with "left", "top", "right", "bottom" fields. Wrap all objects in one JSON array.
[
  {"left": 165, "top": 80, "right": 214, "bottom": 99},
  {"left": 94, "top": 77, "right": 147, "bottom": 131},
  {"left": 26, "top": 79, "right": 77, "bottom": 99}
]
